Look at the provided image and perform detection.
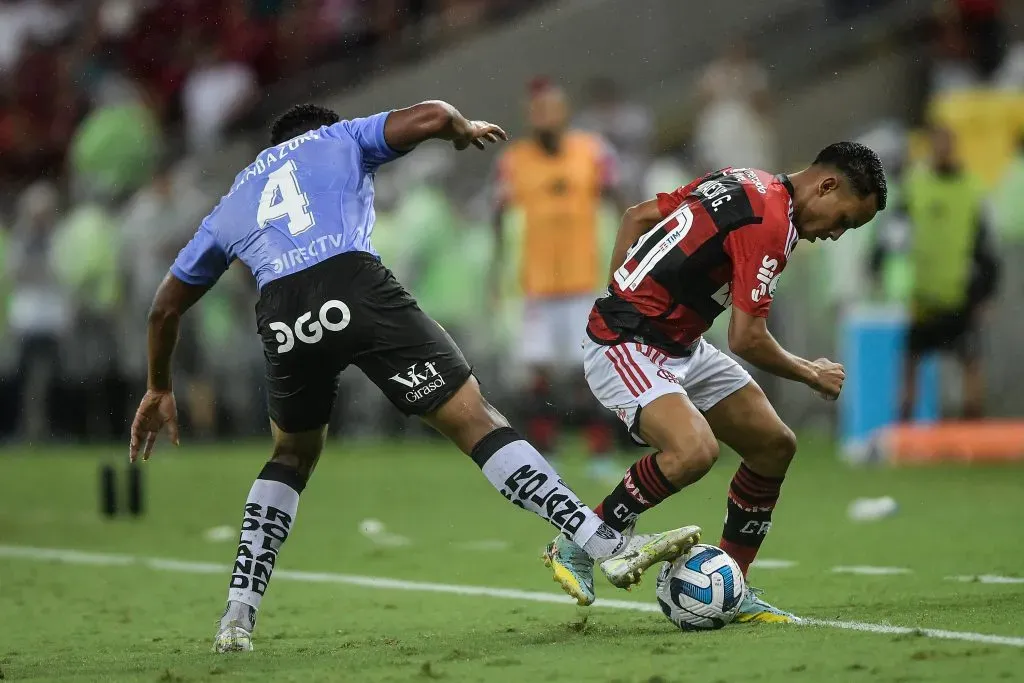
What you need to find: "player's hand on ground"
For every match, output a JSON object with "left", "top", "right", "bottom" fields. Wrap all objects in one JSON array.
[
  {"left": 130, "top": 390, "right": 180, "bottom": 463},
  {"left": 454, "top": 121, "right": 508, "bottom": 151},
  {"left": 808, "top": 358, "right": 845, "bottom": 401}
]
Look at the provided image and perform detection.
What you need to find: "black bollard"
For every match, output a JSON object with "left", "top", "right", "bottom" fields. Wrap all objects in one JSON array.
[
  {"left": 127, "top": 463, "right": 144, "bottom": 517},
  {"left": 100, "top": 464, "right": 118, "bottom": 517}
]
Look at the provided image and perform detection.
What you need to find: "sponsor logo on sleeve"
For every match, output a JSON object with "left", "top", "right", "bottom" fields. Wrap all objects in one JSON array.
[{"left": 750, "top": 255, "right": 780, "bottom": 303}]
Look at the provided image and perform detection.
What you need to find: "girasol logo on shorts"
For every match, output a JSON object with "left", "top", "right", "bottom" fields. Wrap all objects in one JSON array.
[{"left": 389, "top": 362, "right": 446, "bottom": 403}]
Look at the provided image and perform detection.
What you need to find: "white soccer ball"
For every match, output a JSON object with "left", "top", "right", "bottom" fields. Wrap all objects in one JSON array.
[{"left": 655, "top": 544, "right": 745, "bottom": 631}]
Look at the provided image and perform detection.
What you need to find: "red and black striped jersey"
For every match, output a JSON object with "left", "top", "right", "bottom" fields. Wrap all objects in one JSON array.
[{"left": 587, "top": 168, "right": 798, "bottom": 356}]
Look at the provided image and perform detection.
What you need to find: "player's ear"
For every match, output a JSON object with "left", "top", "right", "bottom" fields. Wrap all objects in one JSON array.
[{"left": 818, "top": 176, "right": 839, "bottom": 196}]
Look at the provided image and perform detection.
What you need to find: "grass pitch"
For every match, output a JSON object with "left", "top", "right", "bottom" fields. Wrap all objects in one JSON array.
[{"left": 1, "top": 436, "right": 1022, "bottom": 682}]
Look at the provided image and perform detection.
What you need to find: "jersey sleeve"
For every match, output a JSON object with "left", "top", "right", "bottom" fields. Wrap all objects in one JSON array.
[
  {"left": 723, "top": 195, "right": 795, "bottom": 317},
  {"left": 170, "top": 219, "right": 231, "bottom": 287},
  {"left": 338, "top": 111, "right": 407, "bottom": 173}
]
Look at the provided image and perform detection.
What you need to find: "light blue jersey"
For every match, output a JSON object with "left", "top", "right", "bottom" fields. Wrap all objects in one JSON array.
[{"left": 171, "top": 111, "right": 404, "bottom": 291}]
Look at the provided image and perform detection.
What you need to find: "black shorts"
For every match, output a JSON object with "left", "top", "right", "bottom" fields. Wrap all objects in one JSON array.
[
  {"left": 255, "top": 252, "right": 473, "bottom": 432},
  {"left": 907, "top": 307, "right": 980, "bottom": 360}
]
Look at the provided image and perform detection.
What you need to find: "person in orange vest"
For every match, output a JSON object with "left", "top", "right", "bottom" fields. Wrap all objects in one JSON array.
[{"left": 492, "top": 78, "right": 628, "bottom": 474}]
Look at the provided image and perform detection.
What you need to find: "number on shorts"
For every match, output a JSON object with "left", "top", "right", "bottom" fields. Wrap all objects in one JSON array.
[
  {"left": 613, "top": 204, "right": 694, "bottom": 291},
  {"left": 257, "top": 160, "right": 315, "bottom": 236}
]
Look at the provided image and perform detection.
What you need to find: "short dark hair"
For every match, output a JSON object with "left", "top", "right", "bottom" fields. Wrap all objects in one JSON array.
[
  {"left": 813, "top": 141, "right": 888, "bottom": 211},
  {"left": 270, "top": 104, "right": 340, "bottom": 145}
]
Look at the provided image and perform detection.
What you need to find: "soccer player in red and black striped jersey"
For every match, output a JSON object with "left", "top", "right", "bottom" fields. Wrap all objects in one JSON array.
[{"left": 543, "top": 142, "right": 887, "bottom": 620}]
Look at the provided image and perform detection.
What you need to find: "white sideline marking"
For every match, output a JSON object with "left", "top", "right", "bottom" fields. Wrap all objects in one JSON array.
[
  {"left": 750, "top": 558, "right": 797, "bottom": 570},
  {"left": 2, "top": 544, "right": 1023, "bottom": 648},
  {"left": 947, "top": 575, "right": 1024, "bottom": 585},
  {"left": 832, "top": 565, "right": 913, "bottom": 576},
  {"left": 203, "top": 525, "right": 236, "bottom": 543}
]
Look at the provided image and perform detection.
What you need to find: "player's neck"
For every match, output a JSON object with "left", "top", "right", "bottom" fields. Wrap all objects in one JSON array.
[
  {"left": 534, "top": 131, "right": 563, "bottom": 155},
  {"left": 784, "top": 168, "right": 816, "bottom": 239}
]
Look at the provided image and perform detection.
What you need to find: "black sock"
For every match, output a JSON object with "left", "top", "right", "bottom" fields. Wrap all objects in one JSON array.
[{"left": 594, "top": 452, "right": 678, "bottom": 532}]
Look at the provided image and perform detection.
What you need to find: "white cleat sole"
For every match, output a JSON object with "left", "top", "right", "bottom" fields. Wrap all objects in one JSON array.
[{"left": 600, "top": 525, "right": 702, "bottom": 589}]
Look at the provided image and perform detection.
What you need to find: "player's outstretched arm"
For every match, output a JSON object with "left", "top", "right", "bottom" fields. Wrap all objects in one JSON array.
[
  {"left": 727, "top": 307, "right": 845, "bottom": 400},
  {"left": 129, "top": 273, "right": 210, "bottom": 462},
  {"left": 608, "top": 198, "right": 663, "bottom": 283},
  {"left": 383, "top": 101, "right": 507, "bottom": 152}
]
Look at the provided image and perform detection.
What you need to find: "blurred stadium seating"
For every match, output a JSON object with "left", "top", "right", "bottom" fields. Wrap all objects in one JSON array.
[{"left": 0, "top": 0, "right": 1022, "bottom": 447}]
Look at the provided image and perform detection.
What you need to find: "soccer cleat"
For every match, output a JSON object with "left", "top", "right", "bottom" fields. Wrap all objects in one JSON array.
[
  {"left": 600, "top": 525, "right": 702, "bottom": 590},
  {"left": 733, "top": 587, "right": 801, "bottom": 624},
  {"left": 213, "top": 601, "right": 256, "bottom": 652},
  {"left": 543, "top": 535, "right": 596, "bottom": 606},
  {"left": 212, "top": 624, "right": 254, "bottom": 653}
]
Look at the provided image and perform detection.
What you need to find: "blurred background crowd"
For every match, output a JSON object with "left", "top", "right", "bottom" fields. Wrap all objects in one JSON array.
[{"left": 0, "top": 0, "right": 1022, "bottom": 455}]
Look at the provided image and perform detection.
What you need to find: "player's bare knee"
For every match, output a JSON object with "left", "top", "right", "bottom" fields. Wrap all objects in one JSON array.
[
  {"left": 689, "top": 436, "right": 721, "bottom": 475},
  {"left": 659, "top": 434, "right": 719, "bottom": 487},
  {"left": 764, "top": 425, "right": 797, "bottom": 470}
]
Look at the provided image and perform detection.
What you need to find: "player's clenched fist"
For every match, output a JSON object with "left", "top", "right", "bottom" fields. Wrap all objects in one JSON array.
[{"left": 809, "top": 358, "right": 845, "bottom": 401}]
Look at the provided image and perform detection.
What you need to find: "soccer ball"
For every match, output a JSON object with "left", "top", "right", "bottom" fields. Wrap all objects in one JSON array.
[{"left": 655, "top": 544, "right": 745, "bottom": 631}]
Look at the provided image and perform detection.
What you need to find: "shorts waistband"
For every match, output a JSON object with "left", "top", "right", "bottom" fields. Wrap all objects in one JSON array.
[
  {"left": 586, "top": 329, "right": 699, "bottom": 358},
  {"left": 259, "top": 250, "right": 382, "bottom": 297}
]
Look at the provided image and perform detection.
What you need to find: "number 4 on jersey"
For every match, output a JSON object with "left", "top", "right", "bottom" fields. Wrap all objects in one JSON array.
[{"left": 257, "top": 160, "right": 315, "bottom": 236}]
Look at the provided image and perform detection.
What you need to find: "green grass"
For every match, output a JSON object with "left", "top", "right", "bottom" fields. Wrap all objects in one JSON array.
[{"left": 1, "top": 437, "right": 1023, "bottom": 682}]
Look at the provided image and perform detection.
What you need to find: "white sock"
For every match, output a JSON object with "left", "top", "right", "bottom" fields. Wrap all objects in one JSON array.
[
  {"left": 469, "top": 427, "right": 620, "bottom": 555},
  {"left": 581, "top": 523, "right": 627, "bottom": 559},
  {"left": 226, "top": 462, "right": 304, "bottom": 614}
]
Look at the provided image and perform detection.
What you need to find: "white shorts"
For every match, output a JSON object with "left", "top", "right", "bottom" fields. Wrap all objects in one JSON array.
[
  {"left": 519, "top": 295, "right": 596, "bottom": 366},
  {"left": 583, "top": 337, "right": 751, "bottom": 444}
]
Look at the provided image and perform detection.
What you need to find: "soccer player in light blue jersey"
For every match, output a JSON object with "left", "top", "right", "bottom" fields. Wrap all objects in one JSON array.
[{"left": 127, "top": 101, "right": 701, "bottom": 652}]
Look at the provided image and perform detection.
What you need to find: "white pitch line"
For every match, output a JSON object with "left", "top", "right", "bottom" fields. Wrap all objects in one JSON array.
[
  {"left": 750, "top": 558, "right": 797, "bottom": 570},
  {"left": 0, "top": 545, "right": 136, "bottom": 566},
  {"left": 832, "top": 565, "right": 913, "bottom": 576},
  {"left": 2, "top": 544, "right": 1022, "bottom": 648},
  {"left": 947, "top": 575, "right": 1024, "bottom": 585}
]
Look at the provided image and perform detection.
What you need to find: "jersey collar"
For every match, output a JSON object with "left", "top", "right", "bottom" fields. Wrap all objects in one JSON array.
[
  {"left": 776, "top": 173, "right": 796, "bottom": 198},
  {"left": 775, "top": 173, "right": 799, "bottom": 255}
]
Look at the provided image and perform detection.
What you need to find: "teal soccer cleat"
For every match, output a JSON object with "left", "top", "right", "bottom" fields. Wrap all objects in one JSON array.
[
  {"left": 543, "top": 534, "right": 596, "bottom": 606},
  {"left": 734, "top": 587, "right": 802, "bottom": 624}
]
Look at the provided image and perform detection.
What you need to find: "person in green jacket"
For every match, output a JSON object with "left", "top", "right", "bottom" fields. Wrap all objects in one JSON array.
[
  {"left": 898, "top": 125, "right": 1000, "bottom": 420},
  {"left": 992, "top": 131, "right": 1024, "bottom": 244}
]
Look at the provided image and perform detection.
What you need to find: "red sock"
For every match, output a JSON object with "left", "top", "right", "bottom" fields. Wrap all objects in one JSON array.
[{"left": 719, "top": 463, "right": 784, "bottom": 576}]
